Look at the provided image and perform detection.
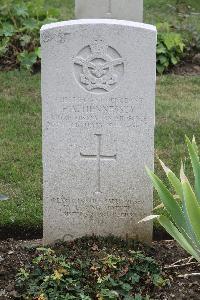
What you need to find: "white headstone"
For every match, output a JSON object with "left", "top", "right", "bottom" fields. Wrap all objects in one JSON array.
[
  {"left": 75, "top": 0, "right": 143, "bottom": 22},
  {"left": 41, "top": 19, "right": 156, "bottom": 244}
]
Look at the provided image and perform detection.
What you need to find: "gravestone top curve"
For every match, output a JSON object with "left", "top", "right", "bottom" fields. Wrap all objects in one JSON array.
[{"left": 41, "top": 19, "right": 156, "bottom": 33}]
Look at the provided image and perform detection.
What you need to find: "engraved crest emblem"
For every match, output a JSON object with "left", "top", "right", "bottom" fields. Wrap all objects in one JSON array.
[{"left": 73, "top": 40, "right": 124, "bottom": 93}]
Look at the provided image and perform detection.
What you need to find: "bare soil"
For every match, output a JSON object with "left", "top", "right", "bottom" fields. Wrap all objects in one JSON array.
[
  {"left": 170, "top": 54, "right": 200, "bottom": 76},
  {"left": 0, "top": 238, "right": 200, "bottom": 300}
]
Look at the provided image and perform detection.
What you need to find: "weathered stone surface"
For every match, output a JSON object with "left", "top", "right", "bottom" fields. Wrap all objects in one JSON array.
[
  {"left": 75, "top": 0, "right": 143, "bottom": 22},
  {"left": 41, "top": 19, "right": 157, "bottom": 244}
]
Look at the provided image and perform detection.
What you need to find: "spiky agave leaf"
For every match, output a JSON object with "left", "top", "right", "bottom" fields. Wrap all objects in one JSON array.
[
  {"left": 142, "top": 136, "right": 200, "bottom": 262},
  {"left": 180, "top": 162, "right": 198, "bottom": 247},
  {"left": 139, "top": 215, "right": 160, "bottom": 223},
  {"left": 146, "top": 167, "right": 189, "bottom": 237},
  {"left": 186, "top": 136, "right": 200, "bottom": 203},
  {"left": 159, "top": 159, "right": 183, "bottom": 201},
  {"left": 180, "top": 168, "right": 200, "bottom": 244},
  {"left": 158, "top": 215, "right": 200, "bottom": 262},
  {"left": 139, "top": 214, "right": 200, "bottom": 261}
]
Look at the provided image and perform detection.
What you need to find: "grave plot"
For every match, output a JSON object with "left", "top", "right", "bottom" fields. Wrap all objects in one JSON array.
[{"left": 0, "top": 0, "right": 200, "bottom": 299}]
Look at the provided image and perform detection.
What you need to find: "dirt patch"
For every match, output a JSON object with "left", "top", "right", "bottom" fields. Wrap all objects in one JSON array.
[
  {"left": 170, "top": 53, "right": 200, "bottom": 76},
  {"left": 151, "top": 240, "right": 200, "bottom": 299},
  {"left": 0, "top": 226, "right": 171, "bottom": 242},
  {"left": 0, "top": 239, "right": 41, "bottom": 300},
  {"left": 171, "top": 62, "right": 200, "bottom": 76},
  {"left": 0, "top": 237, "right": 200, "bottom": 300},
  {"left": 0, "top": 226, "right": 42, "bottom": 241}
]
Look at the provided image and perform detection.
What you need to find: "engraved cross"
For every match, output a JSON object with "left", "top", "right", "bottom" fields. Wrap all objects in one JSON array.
[
  {"left": 80, "top": 134, "right": 117, "bottom": 194},
  {"left": 107, "top": 0, "right": 112, "bottom": 15}
]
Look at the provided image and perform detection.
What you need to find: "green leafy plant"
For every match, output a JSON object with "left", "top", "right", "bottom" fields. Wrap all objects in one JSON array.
[
  {"left": 16, "top": 238, "right": 167, "bottom": 299},
  {"left": 156, "top": 22, "right": 185, "bottom": 74},
  {"left": 174, "top": 19, "right": 200, "bottom": 58},
  {"left": 141, "top": 136, "right": 200, "bottom": 262},
  {"left": 0, "top": 0, "right": 59, "bottom": 71},
  {"left": 166, "top": 0, "right": 200, "bottom": 58}
]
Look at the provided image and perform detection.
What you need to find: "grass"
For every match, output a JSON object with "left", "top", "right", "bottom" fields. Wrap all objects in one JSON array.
[
  {"left": 144, "top": 0, "right": 200, "bottom": 27},
  {"left": 0, "top": 0, "right": 200, "bottom": 231},
  {"left": 155, "top": 75, "right": 200, "bottom": 208},
  {"left": 44, "top": 0, "right": 74, "bottom": 20},
  {"left": 0, "top": 71, "right": 200, "bottom": 229},
  {"left": 0, "top": 71, "right": 41, "bottom": 228}
]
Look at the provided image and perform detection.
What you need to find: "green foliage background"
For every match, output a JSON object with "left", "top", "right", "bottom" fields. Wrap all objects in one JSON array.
[
  {"left": 0, "top": 0, "right": 74, "bottom": 70},
  {"left": 0, "top": 0, "right": 199, "bottom": 72}
]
